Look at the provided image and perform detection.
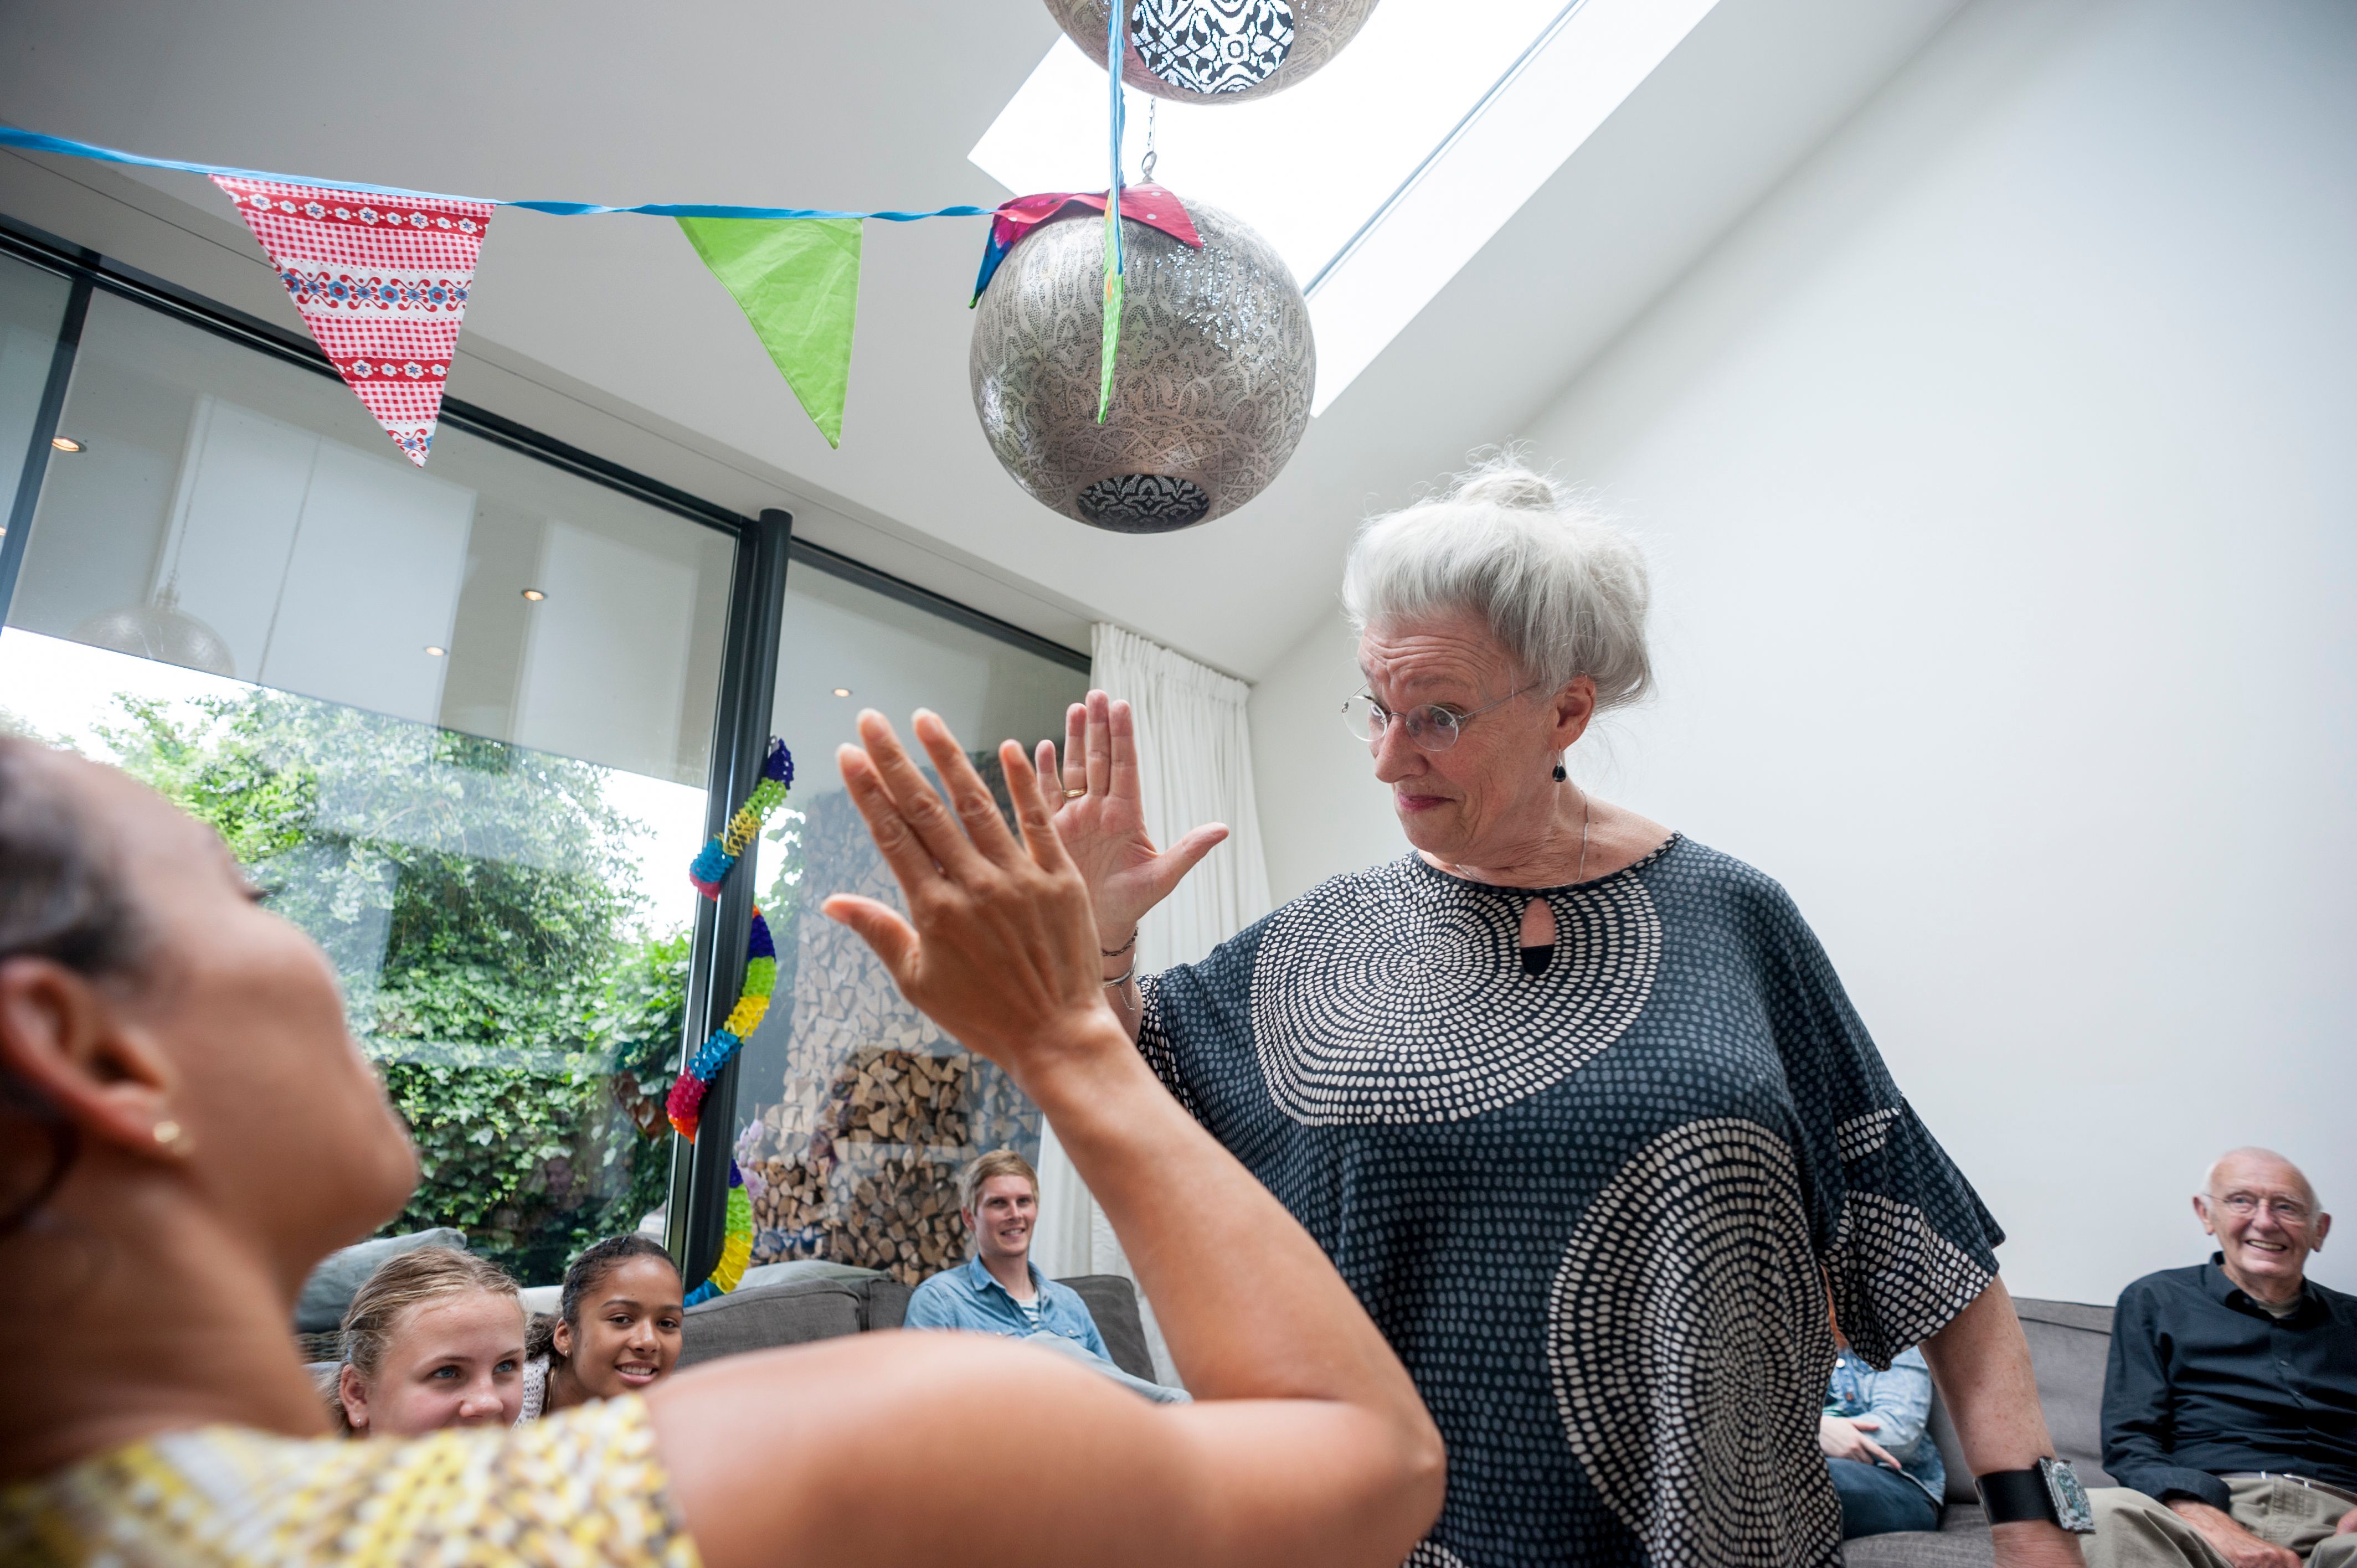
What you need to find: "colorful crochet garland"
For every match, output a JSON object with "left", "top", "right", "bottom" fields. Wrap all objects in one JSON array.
[
  {"left": 668, "top": 737, "right": 793, "bottom": 1139},
  {"left": 664, "top": 907, "right": 775, "bottom": 1138},
  {"left": 689, "top": 739, "right": 795, "bottom": 896},
  {"left": 683, "top": 1161, "right": 754, "bottom": 1307}
]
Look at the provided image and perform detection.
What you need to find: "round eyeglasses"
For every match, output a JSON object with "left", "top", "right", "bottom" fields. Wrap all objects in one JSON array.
[{"left": 1340, "top": 683, "right": 1539, "bottom": 752}]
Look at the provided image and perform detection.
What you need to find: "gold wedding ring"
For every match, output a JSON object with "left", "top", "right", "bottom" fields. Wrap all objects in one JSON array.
[{"left": 1064, "top": 788, "right": 1087, "bottom": 799}]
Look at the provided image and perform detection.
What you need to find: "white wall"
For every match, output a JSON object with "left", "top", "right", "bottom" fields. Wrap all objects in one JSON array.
[{"left": 1247, "top": 0, "right": 2357, "bottom": 1301}]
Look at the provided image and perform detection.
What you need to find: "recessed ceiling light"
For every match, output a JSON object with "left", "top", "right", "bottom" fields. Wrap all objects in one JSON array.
[
  {"left": 424, "top": 645, "right": 446, "bottom": 657},
  {"left": 832, "top": 687, "right": 852, "bottom": 698},
  {"left": 49, "top": 436, "right": 84, "bottom": 453},
  {"left": 520, "top": 588, "right": 547, "bottom": 602}
]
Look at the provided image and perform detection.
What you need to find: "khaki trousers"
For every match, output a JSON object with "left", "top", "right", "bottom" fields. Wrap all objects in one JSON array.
[{"left": 2082, "top": 1477, "right": 2357, "bottom": 1567}]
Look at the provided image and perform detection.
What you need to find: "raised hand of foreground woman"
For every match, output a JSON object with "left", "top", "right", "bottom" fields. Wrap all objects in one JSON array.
[{"left": 649, "top": 710, "right": 1444, "bottom": 1568}]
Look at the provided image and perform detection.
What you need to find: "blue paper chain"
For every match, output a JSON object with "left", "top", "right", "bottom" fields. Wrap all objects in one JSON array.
[{"left": 0, "top": 125, "right": 994, "bottom": 222}]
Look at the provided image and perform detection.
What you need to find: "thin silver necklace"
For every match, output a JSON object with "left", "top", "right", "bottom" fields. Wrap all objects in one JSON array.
[{"left": 1456, "top": 781, "right": 1591, "bottom": 884}]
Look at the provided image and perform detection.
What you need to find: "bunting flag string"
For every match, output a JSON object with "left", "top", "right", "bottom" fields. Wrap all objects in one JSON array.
[
  {"left": 0, "top": 125, "right": 994, "bottom": 221},
  {"left": 1099, "top": 0, "right": 1129, "bottom": 424},
  {"left": 0, "top": 122, "right": 1155, "bottom": 463}
]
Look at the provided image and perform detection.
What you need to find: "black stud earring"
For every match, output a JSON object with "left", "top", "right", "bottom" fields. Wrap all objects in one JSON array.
[{"left": 1552, "top": 762, "right": 1567, "bottom": 782}]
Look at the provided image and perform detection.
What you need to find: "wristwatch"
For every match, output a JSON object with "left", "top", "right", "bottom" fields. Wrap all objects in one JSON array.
[{"left": 1976, "top": 1457, "right": 2096, "bottom": 1533}]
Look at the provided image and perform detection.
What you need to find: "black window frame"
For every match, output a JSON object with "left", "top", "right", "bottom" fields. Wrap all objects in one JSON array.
[{"left": 0, "top": 210, "right": 1087, "bottom": 1286}]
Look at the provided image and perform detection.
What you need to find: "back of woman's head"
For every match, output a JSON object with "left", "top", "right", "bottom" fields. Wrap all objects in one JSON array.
[
  {"left": 0, "top": 736, "right": 418, "bottom": 1265},
  {"left": 0, "top": 739, "right": 143, "bottom": 1234},
  {"left": 1341, "top": 452, "right": 1653, "bottom": 710},
  {"left": 0, "top": 737, "right": 145, "bottom": 979},
  {"left": 341, "top": 1245, "right": 520, "bottom": 1383}
]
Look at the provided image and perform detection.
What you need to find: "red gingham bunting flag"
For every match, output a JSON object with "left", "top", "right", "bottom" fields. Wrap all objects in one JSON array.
[{"left": 213, "top": 176, "right": 492, "bottom": 466}]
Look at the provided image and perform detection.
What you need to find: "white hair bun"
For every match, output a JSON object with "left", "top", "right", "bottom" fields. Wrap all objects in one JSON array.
[
  {"left": 1341, "top": 451, "right": 1652, "bottom": 712},
  {"left": 1449, "top": 465, "right": 1562, "bottom": 513}
]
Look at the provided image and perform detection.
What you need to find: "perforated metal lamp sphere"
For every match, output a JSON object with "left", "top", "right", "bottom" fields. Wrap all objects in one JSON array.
[
  {"left": 1046, "top": 0, "right": 1382, "bottom": 103},
  {"left": 971, "top": 199, "right": 1314, "bottom": 533}
]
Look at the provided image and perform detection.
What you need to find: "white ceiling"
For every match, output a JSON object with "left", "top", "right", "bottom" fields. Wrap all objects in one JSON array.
[{"left": 0, "top": 0, "right": 1965, "bottom": 679}]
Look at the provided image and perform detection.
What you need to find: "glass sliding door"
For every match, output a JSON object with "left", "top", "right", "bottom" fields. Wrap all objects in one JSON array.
[
  {"left": 0, "top": 283, "right": 736, "bottom": 1283},
  {"left": 728, "top": 565, "right": 1089, "bottom": 1283}
]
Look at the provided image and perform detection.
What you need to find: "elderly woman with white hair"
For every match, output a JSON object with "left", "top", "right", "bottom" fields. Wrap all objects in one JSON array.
[{"left": 1048, "top": 458, "right": 2091, "bottom": 1568}]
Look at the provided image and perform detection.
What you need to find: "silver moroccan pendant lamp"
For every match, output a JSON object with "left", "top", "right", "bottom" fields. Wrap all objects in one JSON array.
[
  {"left": 970, "top": 197, "right": 1314, "bottom": 533},
  {"left": 1045, "top": 0, "right": 1382, "bottom": 104}
]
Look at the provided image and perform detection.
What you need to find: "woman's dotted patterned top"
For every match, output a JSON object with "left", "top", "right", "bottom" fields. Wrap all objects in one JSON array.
[
  {"left": 0, "top": 1396, "right": 700, "bottom": 1568},
  {"left": 1141, "top": 835, "right": 2004, "bottom": 1568}
]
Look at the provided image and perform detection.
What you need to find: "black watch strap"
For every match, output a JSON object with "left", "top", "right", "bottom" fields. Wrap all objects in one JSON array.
[
  {"left": 1977, "top": 1459, "right": 2096, "bottom": 1533},
  {"left": 1977, "top": 1467, "right": 2054, "bottom": 1525}
]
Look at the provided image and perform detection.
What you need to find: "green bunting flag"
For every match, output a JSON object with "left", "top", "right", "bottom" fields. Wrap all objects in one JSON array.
[{"left": 678, "top": 216, "right": 863, "bottom": 448}]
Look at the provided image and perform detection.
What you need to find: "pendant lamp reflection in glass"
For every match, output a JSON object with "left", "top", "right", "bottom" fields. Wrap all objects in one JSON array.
[
  {"left": 1044, "top": 0, "right": 1381, "bottom": 104},
  {"left": 971, "top": 198, "right": 1313, "bottom": 533},
  {"left": 73, "top": 581, "right": 236, "bottom": 678}
]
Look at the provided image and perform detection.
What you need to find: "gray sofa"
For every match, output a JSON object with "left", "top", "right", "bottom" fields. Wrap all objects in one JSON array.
[
  {"left": 1842, "top": 1297, "right": 2116, "bottom": 1566},
  {"left": 677, "top": 1266, "right": 1160, "bottom": 1383},
  {"left": 680, "top": 1277, "right": 2109, "bottom": 1566}
]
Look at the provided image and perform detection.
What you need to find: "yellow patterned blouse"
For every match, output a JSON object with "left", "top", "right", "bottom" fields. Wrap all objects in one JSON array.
[{"left": 0, "top": 1395, "right": 702, "bottom": 1568}]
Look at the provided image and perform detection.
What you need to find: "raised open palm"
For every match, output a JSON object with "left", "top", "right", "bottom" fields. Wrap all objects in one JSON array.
[{"left": 1031, "top": 690, "right": 1228, "bottom": 942}]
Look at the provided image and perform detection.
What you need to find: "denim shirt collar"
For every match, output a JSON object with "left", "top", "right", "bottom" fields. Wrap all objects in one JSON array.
[{"left": 962, "top": 1253, "right": 1046, "bottom": 1307}]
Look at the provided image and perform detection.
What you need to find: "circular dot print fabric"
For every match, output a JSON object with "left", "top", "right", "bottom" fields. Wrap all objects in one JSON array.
[{"left": 1140, "top": 834, "right": 2003, "bottom": 1565}]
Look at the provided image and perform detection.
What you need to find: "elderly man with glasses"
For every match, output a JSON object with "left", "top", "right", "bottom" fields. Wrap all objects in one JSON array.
[{"left": 2088, "top": 1148, "right": 2357, "bottom": 1567}]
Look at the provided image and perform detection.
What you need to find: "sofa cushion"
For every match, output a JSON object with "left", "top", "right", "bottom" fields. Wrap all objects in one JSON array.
[
  {"left": 1922, "top": 1296, "right": 2117, "bottom": 1504},
  {"left": 1058, "top": 1274, "right": 1155, "bottom": 1381},
  {"left": 294, "top": 1227, "right": 468, "bottom": 1333},
  {"left": 1841, "top": 1505, "right": 1989, "bottom": 1566},
  {"left": 737, "top": 1260, "right": 886, "bottom": 1291},
  {"left": 680, "top": 1279, "right": 865, "bottom": 1367},
  {"left": 866, "top": 1279, "right": 912, "bottom": 1332},
  {"left": 2013, "top": 1297, "right": 2116, "bottom": 1487}
]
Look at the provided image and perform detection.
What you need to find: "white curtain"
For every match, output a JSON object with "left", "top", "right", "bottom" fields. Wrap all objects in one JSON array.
[{"left": 1031, "top": 623, "right": 1274, "bottom": 1383}]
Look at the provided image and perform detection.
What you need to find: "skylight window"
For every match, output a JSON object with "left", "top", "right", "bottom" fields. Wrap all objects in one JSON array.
[{"left": 970, "top": 0, "right": 1722, "bottom": 415}]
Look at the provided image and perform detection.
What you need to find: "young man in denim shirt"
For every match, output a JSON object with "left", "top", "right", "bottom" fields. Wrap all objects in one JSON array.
[
  {"left": 1824, "top": 1330, "right": 1947, "bottom": 1539},
  {"left": 905, "top": 1149, "right": 1185, "bottom": 1403}
]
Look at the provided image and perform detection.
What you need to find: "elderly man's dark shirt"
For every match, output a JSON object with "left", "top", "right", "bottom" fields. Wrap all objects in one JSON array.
[{"left": 2102, "top": 1255, "right": 2357, "bottom": 1511}]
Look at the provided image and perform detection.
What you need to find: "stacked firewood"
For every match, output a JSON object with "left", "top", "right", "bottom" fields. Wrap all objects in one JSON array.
[
  {"left": 742, "top": 1045, "right": 1047, "bottom": 1284},
  {"left": 732, "top": 782, "right": 1042, "bottom": 1284},
  {"left": 746, "top": 1147, "right": 969, "bottom": 1281},
  {"left": 835, "top": 1047, "right": 971, "bottom": 1147}
]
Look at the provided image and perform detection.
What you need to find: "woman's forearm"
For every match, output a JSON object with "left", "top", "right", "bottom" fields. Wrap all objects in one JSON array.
[
  {"left": 1921, "top": 1279, "right": 2084, "bottom": 1567},
  {"left": 1919, "top": 1280, "right": 2050, "bottom": 1471},
  {"left": 1025, "top": 1016, "right": 1431, "bottom": 1434}
]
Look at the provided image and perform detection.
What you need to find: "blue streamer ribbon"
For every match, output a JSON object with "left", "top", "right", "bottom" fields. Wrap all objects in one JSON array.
[
  {"left": 0, "top": 125, "right": 995, "bottom": 222},
  {"left": 1108, "top": 1, "right": 1127, "bottom": 276}
]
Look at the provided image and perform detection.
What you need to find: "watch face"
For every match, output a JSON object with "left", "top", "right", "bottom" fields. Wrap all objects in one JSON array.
[{"left": 2042, "top": 1458, "right": 2096, "bottom": 1533}]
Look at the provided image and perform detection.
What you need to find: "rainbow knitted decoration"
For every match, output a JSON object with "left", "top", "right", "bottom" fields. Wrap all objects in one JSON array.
[
  {"left": 683, "top": 1161, "right": 754, "bottom": 1307},
  {"left": 688, "top": 739, "right": 794, "bottom": 899},
  {"left": 665, "top": 906, "right": 775, "bottom": 1139}
]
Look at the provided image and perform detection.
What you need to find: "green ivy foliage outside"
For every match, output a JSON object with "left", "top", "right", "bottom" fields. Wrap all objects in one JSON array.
[{"left": 101, "top": 689, "right": 689, "bottom": 1285}]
